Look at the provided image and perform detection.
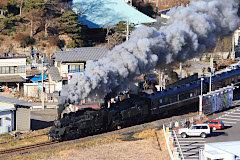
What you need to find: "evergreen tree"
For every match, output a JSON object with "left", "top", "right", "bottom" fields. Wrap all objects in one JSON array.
[{"left": 59, "top": 10, "right": 85, "bottom": 46}]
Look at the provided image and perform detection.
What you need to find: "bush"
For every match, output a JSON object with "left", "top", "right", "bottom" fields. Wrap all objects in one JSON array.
[{"left": 15, "top": 33, "right": 35, "bottom": 47}]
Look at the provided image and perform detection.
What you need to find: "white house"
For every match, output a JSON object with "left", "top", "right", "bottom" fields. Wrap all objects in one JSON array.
[
  {"left": 204, "top": 141, "right": 240, "bottom": 160},
  {"left": 0, "top": 105, "right": 15, "bottom": 134},
  {"left": 0, "top": 56, "right": 27, "bottom": 89},
  {"left": 53, "top": 47, "right": 107, "bottom": 85}
]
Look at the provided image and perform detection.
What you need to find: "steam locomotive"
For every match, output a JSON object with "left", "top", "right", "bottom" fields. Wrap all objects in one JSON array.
[{"left": 49, "top": 68, "right": 240, "bottom": 141}]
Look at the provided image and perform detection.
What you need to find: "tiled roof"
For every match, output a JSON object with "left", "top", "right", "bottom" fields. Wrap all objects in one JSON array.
[
  {"left": 55, "top": 47, "right": 107, "bottom": 62},
  {"left": 72, "top": 0, "right": 156, "bottom": 28},
  {"left": 0, "top": 75, "right": 25, "bottom": 83},
  {"left": 49, "top": 67, "right": 62, "bottom": 82}
]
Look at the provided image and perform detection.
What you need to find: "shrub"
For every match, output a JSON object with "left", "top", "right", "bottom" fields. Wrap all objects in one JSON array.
[{"left": 15, "top": 33, "right": 35, "bottom": 47}]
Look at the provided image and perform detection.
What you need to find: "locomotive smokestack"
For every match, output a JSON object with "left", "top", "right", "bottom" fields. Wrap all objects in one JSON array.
[
  {"left": 57, "top": 104, "right": 66, "bottom": 120},
  {"left": 60, "top": 0, "right": 239, "bottom": 106}
]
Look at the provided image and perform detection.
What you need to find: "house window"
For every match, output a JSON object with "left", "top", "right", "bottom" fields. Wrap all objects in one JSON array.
[
  {"left": 5, "top": 67, "right": 9, "bottom": 74},
  {"left": 14, "top": 66, "right": 18, "bottom": 73},
  {"left": 17, "top": 66, "right": 25, "bottom": 73},
  {"left": 68, "top": 64, "right": 85, "bottom": 73},
  {"left": 10, "top": 66, "right": 14, "bottom": 73},
  {"left": 2, "top": 67, "right": 5, "bottom": 74}
]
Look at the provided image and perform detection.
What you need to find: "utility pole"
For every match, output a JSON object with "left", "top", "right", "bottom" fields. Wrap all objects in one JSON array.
[
  {"left": 41, "top": 55, "right": 44, "bottom": 109},
  {"left": 199, "top": 77, "right": 204, "bottom": 115},
  {"left": 232, "top": 33, "right": 235, "bottom": 60},
  {"left": 180, "top": 62, "right": 182, "bottom": 80},
  {"left": 126, "top": 18, "right": 129, "bottom": 41}
]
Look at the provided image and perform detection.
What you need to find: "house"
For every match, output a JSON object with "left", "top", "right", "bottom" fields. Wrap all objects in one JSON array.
[
  {"left": 52, "top": 47, "right": 108, "bottom": 85},
  {"left": 0, "top": 104, "right": 15, "bottom": 134},
  {"left": 0, "top": 56, "right": 27, "bottom": 90},
  {"left": 204, "top": 141, "right": 240, "bottom": 160}
]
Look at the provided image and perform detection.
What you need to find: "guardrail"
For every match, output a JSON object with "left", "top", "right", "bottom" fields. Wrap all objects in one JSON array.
[{"left": 163, "top": 114, "right": 206, "bottom": 160}]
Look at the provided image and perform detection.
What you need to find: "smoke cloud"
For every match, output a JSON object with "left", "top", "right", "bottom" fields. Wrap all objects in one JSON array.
[{"left": 60, "top": 0, "right": 239, "bottom": 105}]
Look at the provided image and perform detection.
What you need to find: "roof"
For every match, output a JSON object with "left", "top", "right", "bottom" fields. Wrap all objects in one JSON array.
[
  {"left": 0, "top": 106, "right": 15, "bottom": 112},
  {"left": 0, "top": 75, "right": 25, "bottom": 83},
  {"left": 72, "top": 0, "right": 156, "bottom": 28},
  {"left": 30, "top": 74, "right": 48, "bottom": 82},
  {"left": 49, "top": 67, "right": 62, "bottom": 82},
  {"left": 55, "top": 47, "right": 107, "bottom": 62},
  {"left": 76, "top": 105, "right": 100, "bottom": 110},
  {"left": 0, "top": 56, "right": 27, "bottom": 59},
  {"left": 205, "top": 141, "right": 240, "bottom": 157}
]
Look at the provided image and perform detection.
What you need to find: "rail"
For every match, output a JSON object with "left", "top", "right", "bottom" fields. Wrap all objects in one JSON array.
[
  {"left": 173, "top": 129, "right": 184, "bottom": 160},
  {"left": 0, "top": 141, "right": 58, "bottom": 156}
]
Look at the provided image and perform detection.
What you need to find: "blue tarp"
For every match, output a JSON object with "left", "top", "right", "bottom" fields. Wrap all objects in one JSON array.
[
  {"left": 30, "top": 74, "right": 48, "bottom": 82},
  {"left": 73, "top": 0, "right": 156, "bottom": 28}
]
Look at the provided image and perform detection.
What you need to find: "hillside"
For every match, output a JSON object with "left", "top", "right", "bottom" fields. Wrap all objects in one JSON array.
[{"left": 0, "top": 0, "right": 88, "bottom": 55}]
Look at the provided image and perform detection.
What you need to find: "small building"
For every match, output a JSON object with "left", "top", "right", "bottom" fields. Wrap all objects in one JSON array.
[
  {"left": 0, "top": 56, "right": 27, "bottom": 89},
  {"left": 53, "top": 47, "right": 107, "bottom": 84},
  {"left": 204, "top": 141, "right": 240, "bottom": 160},
  {"left": 0, "top": 104, "right": 15, "bottom": 134}
]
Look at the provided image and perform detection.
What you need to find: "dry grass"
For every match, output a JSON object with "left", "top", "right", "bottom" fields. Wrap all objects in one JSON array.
[
  {"left": 0, "top": 128, "right": 50, "bottom": 149},
  {"left": 0, "top": 135, "right": 48, "bottom": 150},
  {"left": 7, "top": 129, "right": 171, "bottom": 160}
]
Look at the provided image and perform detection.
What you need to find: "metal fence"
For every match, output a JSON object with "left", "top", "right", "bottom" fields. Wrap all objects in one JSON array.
[{"left": 163, "top": 114, "right": 206, "bottom": 160}]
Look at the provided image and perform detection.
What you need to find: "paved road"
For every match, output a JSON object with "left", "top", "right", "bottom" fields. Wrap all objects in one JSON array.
[
  {"left": 207, "top": 106, "right": 240, "bottom": 142},
  {"left": 174, "top": 102, "right": 240, "bottom": 159}
]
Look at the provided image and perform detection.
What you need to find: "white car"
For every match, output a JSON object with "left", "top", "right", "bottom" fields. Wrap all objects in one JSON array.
[{"left": 178, "top": 124, "right": 211, "bottom": 138}]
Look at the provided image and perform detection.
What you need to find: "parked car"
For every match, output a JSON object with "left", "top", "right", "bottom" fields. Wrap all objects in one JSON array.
[
  {"left": 197, "top": 120, "right": 224, "bottom": 130},
  {"left": 178, "top": 124, "right": 211, "bottom": 138}
]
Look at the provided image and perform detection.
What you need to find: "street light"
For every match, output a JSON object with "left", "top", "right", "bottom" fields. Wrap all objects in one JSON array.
[{"left": 199, "top": 78, "right": 204, "bottom": 115}]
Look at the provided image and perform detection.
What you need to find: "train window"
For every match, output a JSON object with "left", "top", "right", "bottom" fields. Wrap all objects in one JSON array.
[
  {"left": 190, "top": 93, "right": 193, "bottom": 97},
  {"left": 159, "top": 99, "right": 162, "bottom": 104},
  {"left": 165, "top": 98, "right": 169, "bottom": 104},
  {"left": 238, "top": 76, "right": 240, "bottom": 81},
  {"left": 232, "top": 78, "right": 235, "bottom": 83}
]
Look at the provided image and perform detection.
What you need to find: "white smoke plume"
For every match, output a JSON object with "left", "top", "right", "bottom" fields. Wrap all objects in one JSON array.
[{"left": 60, "top": 0, "right": 239, "bottom": 105}]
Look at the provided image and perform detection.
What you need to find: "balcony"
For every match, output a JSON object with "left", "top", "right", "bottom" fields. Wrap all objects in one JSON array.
[{"left": 68, "top": 69, "right": 85, "bottom": 73}]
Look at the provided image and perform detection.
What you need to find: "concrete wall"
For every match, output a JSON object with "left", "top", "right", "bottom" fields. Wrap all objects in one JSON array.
[
  {"left": 24, "top": 83, "right": 39, "bottom": 98},
  {"left": 24, "top": 83, "right": 57, "bottom": 98},
  {"left": 0, "top": 110, "right": 14, "bottom": 134}
]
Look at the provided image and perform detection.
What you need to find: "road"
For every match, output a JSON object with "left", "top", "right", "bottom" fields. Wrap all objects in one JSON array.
[{"left": 175, "top": 100, "right": 240, "bottom": 159}]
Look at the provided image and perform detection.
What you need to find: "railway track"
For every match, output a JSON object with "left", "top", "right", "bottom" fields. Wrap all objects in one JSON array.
[
  {"left": 0, "top": 111, "right": 200, "bottom": 159},
  {"left": 0, "top": 141, "right": 59, "bottom": 159}
]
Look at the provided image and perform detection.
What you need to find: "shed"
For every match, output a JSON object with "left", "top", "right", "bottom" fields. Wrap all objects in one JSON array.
[
  {"left": 204, "top": 141, "right": 240, "bottom": 160},
  {"left": 0, "top": 105, "right": 15, "bottom": 134}
]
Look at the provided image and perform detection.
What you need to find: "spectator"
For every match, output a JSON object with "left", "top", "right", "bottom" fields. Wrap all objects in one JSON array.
[{"left": 186, "top": 120, "right": 190, "bottom": 128}]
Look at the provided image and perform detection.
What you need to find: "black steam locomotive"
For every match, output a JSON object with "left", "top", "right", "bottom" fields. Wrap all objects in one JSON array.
[{"left": 49, "top": 68, "right": 240, "bottom": 141}]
